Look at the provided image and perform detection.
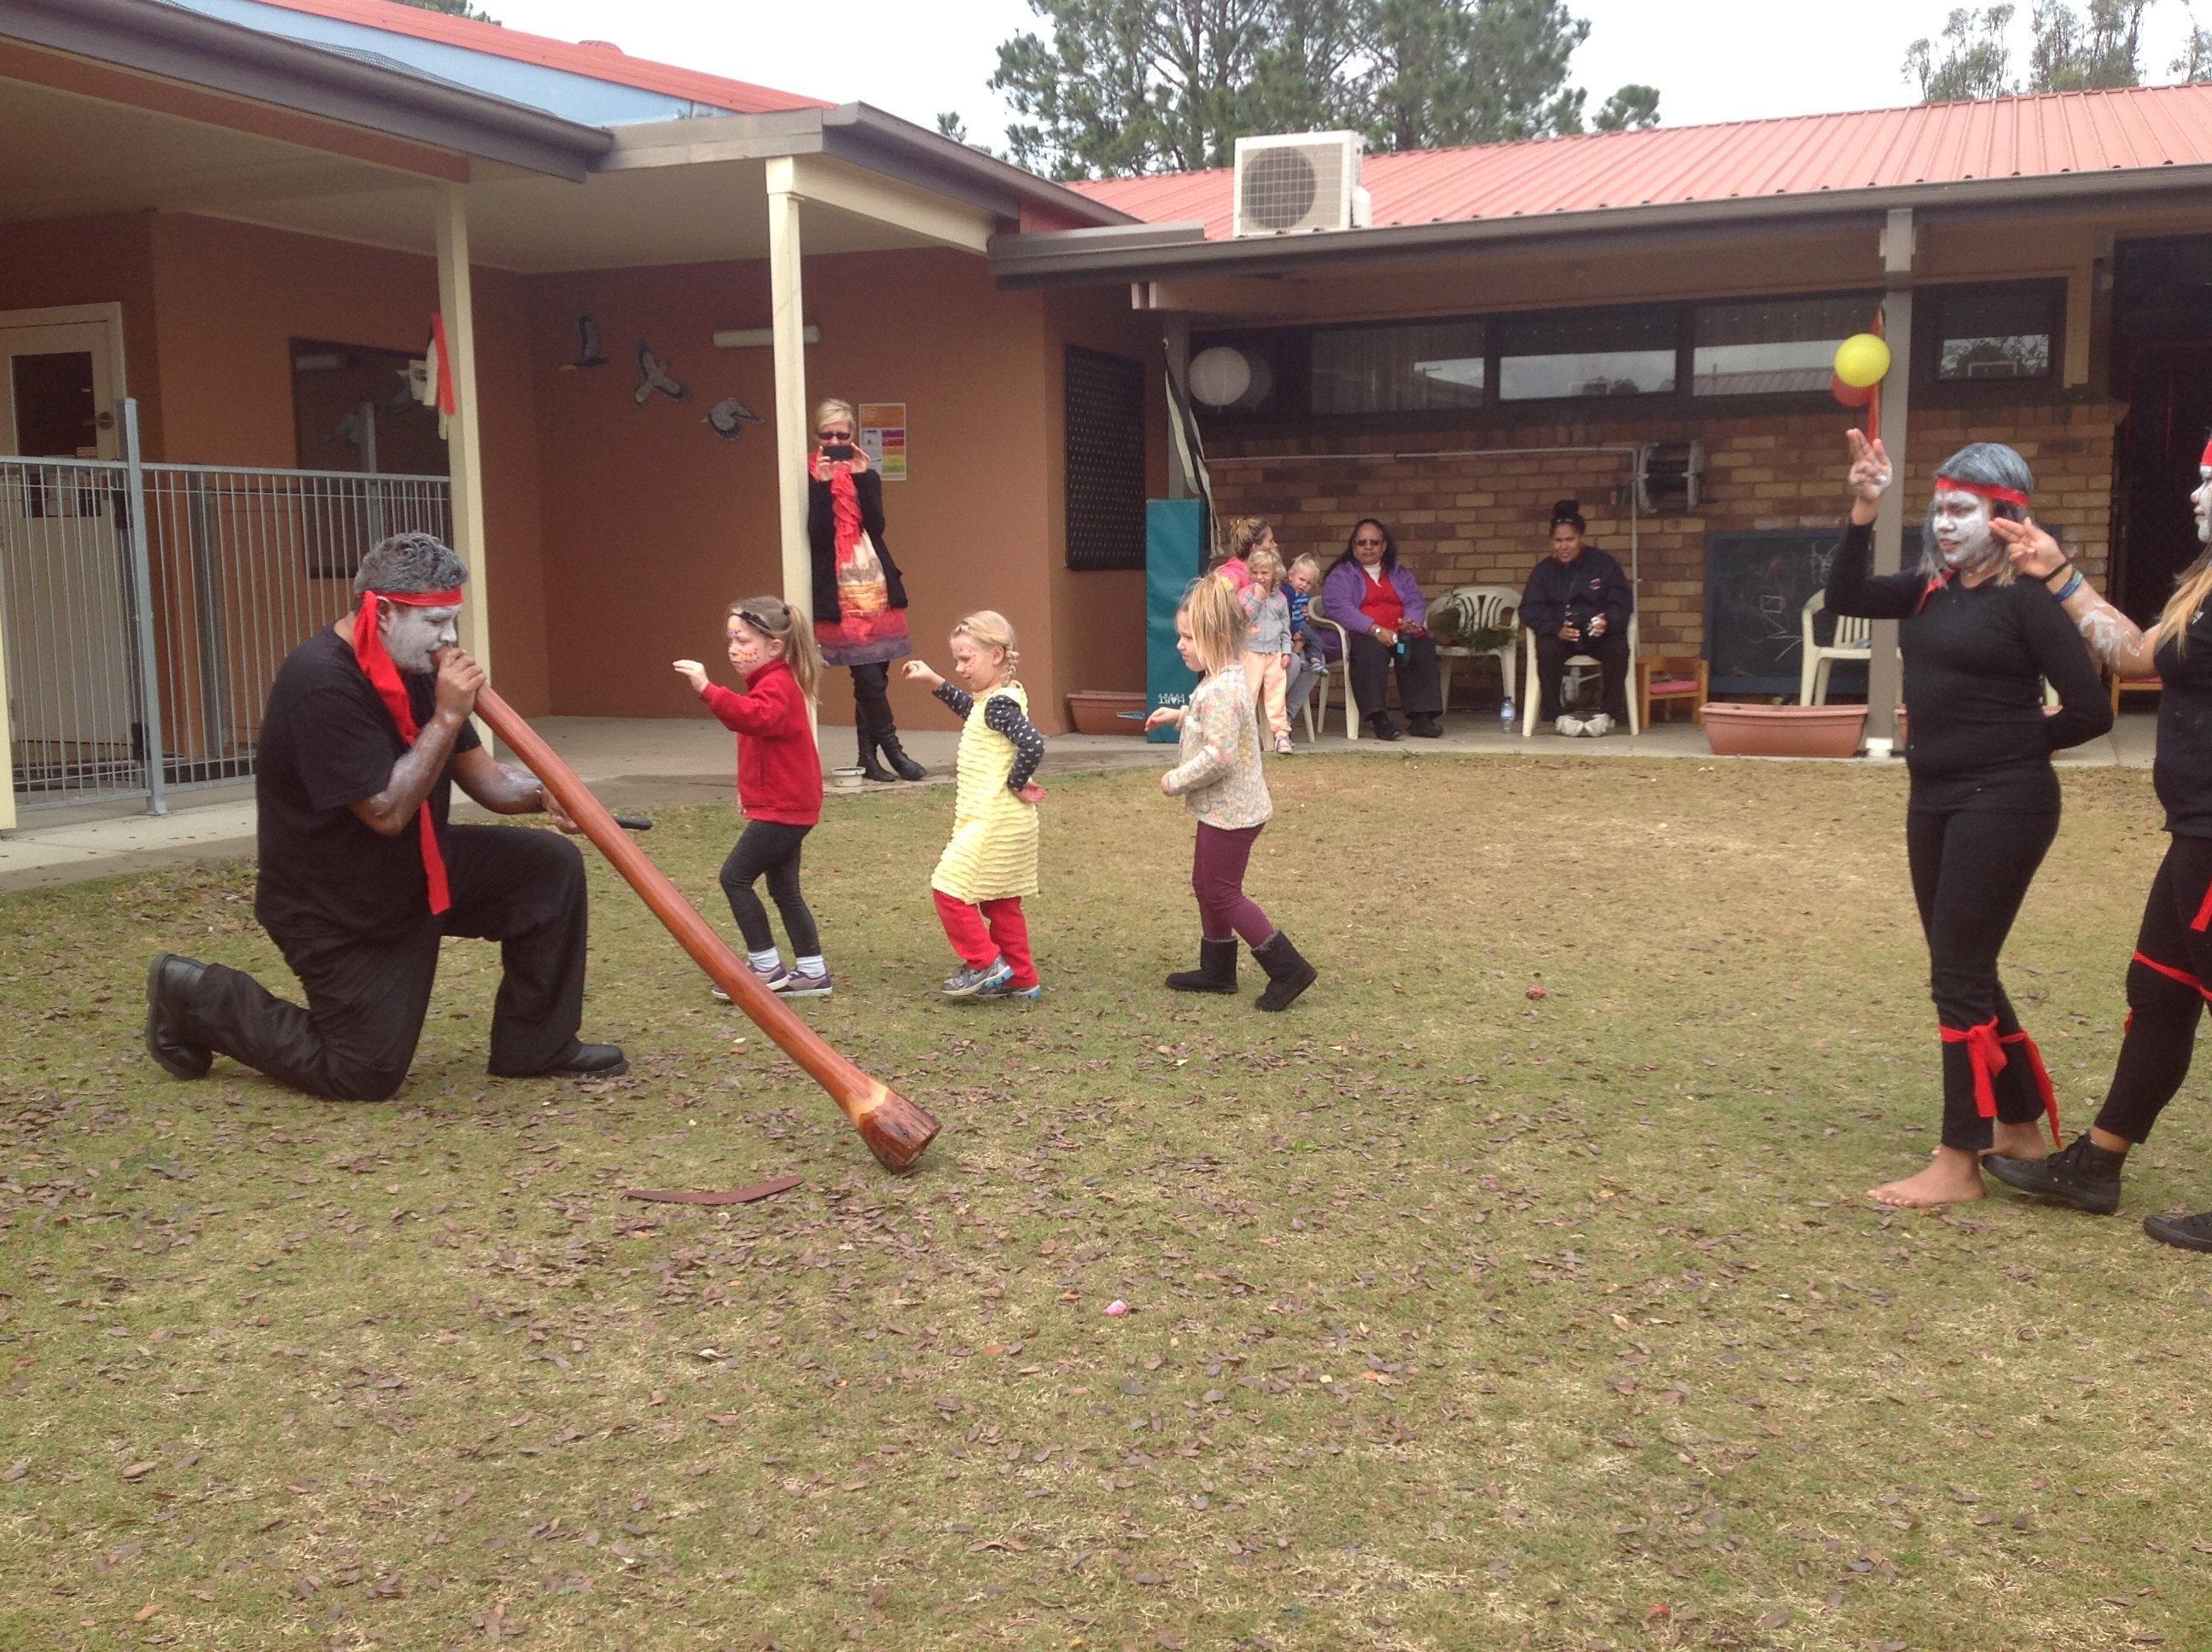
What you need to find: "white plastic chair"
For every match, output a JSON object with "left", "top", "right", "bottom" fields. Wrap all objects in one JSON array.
[
  {"left": 1305, "top": 589, "right": 1360, "bottom": 741},
  {"left": 1521, "top": 613, "right": 1641, "bottom": 736},
  {"left": 1800, "top": 590, "right": 1871, "bottom": 706},
  {"left": 1432, "top": 584, "right": 1520, "bottom": 716}
]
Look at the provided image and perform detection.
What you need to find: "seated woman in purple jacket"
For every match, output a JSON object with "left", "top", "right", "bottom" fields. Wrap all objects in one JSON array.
[{"left": 1316, "top": 518, "right": 1443, "bottom": 740}]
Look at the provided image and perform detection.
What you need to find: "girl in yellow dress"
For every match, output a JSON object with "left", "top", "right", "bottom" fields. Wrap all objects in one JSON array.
[{"left": 901, "top": 612, "right": 1047, "bottom": 999}]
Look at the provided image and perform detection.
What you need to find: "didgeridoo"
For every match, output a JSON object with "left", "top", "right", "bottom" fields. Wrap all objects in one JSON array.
[{"left": 474, "top": 686, "right": 940, "bottom": 1173}]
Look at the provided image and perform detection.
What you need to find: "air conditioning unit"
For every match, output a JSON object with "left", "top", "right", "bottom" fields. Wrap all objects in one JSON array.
[
  {"left": 1636, "top": 441, "right": 1706, "bottom": 514},
  {"left": 1232, "top": 132, "right": 1370, "bottom": 236}
]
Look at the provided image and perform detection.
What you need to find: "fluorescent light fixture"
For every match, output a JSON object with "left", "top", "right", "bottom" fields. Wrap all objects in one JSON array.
[{"left": 713, "top": 326, "right": 820, "bottom": 348}]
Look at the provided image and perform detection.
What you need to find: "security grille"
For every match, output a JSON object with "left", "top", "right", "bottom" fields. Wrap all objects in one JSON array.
[{"left": 1063, "top": 346, "right": 1146, "bottom": 573}]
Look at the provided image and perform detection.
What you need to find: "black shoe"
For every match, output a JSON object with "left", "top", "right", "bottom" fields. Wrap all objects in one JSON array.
[
  {"left": 1985, "top": 1132, "right": 2125, "bottom": 1215},
  {"left": 145, "top": 953, "right": 212, "bottom": 1080},
  {"left": 855, "top": 729, "right": 898, "bottom": 784},
  {"left": 498, "top": 1043, "right": 629, "bottom": 1079},
  {"left": 1407, "top": 716, "right": 1442, "bottom": 738},
  {"left": 1368, "top": 716, "right": 1404, "bottom": 742},
  {"left": 876, "top": 730, "right": 928, "bottom": 782},
  {"left": 1251, "top": 931, "right": 1316, "bottom": 1012},
  {"left": 2145, "top": 1209, "right": 2212, "bottom": 1253},
  {"left": 1166, "top": 937, "right": 1239, "bottom": 994}
]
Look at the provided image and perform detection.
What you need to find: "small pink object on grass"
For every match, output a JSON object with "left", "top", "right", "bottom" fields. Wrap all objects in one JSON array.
[
  {"left": 1525, "top": 986, "right": 1546, "bottom": 1000},
  {"left": 1104, "top": 1300, "right": 1129, "bottom": 1317}
]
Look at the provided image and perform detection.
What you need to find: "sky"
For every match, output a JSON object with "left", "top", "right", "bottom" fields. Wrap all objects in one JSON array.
[{"left": 484, "top": 0, "right": 2209, "bottom": 148}]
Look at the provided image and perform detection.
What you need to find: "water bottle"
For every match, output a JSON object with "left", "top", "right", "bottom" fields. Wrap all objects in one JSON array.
[{"left": 1499, "top": 695, "right": 1516, "bottom": 733}]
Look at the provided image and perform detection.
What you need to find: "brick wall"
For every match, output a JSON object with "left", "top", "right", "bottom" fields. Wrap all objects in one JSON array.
[{"left": 1208, "top": 398, "right": 2122, "bottom": 662}]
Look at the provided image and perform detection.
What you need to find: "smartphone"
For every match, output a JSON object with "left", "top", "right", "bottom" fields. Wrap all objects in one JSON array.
[{"left": 822, "top": 442, "right": 858, "bottom": 462}]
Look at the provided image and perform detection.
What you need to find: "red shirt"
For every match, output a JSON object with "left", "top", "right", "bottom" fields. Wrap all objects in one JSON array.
[
  {"left": 1357, "top": 566, "right": 1405, "bottom": 636},
  {"left": 700, "top": 659, "right": 822, "bottom": 826}
]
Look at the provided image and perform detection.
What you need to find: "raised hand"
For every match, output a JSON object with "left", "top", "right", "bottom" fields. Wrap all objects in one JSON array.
[
  {"left": 433, "top": 648, "right": 484, "bottom": 721},
  {"left": 672, "top": 659, "right": 708, "bottom": 692},
  {"left": 901, "top": 659, "right": 945, "bottom": 689},
  {"left": 1990, "top": 516, "right": 2066, "bottom": 579},
  {"left": 1846, "top": 428, "right": 1893, "bottom": 521}
]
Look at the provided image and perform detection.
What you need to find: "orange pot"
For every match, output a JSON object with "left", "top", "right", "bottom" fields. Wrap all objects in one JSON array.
[{"left": 1703, "top": 703, "right": 1869, "bottom": 759}]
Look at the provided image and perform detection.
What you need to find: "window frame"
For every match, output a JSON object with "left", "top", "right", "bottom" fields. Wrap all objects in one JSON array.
[{"left": 1916, "top": 278, "right": 2068, "bottom": 398}]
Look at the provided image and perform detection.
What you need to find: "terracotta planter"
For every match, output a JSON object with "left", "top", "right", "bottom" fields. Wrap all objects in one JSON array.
[
  {"left": 1703, "top": 702, "right": 1869, "bottom": 759},
  {"left": 1065, "top": 689, "right": 1147, "bottom": 736}
]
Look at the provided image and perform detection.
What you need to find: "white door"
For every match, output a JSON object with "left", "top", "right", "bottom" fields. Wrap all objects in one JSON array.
[{"left": 0, "top": 309, "right": 137, "bottom": 794}]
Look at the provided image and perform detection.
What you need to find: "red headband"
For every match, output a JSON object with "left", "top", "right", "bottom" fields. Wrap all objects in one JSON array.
[
  {"left": 1933, "top": 474, "right": 2029, "bottom": 509},
  {"left": 2201, "top": 438, "right": 2212, "bottom": 470},
  {"left": 352, "top": 586, "right": 466, "bottom": 916}
]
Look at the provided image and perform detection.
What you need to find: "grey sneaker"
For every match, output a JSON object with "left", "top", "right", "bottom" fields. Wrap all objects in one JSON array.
[
  {"left": 712, "top": 962, "right": 783, "bottom": 1003},
  {"left": 1555, "top": 715, "right": 1586, "bottom": 736},
  {"left": 941, "top": 957, "right": 1013, "bottom": 998},
  {"left": 768, "top": 965, "right": 833, "bottom": 998}
]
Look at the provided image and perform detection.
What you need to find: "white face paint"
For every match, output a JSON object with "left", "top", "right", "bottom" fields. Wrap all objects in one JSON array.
[
  {"left": 2194, "top": 468, "right": 2212, "bottom": 547},
  {"left": 379, "top": 603, "right": 460, "bottom": 674},
  {"left": 1930, "top": 488, "right": 1997, "bottom": 571}
]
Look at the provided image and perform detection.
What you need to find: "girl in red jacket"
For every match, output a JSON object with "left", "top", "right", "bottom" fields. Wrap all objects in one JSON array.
[{"left": 674, "top": 596, "right": 830, "bottom": 997}]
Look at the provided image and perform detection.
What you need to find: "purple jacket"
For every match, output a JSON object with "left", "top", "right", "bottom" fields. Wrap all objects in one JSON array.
[{"left": 1315, "top": 560, "right": 1429, "bottom": 660}]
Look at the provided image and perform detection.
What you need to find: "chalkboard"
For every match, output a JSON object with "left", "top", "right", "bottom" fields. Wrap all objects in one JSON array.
[{"left": 1704, "top": 528, "right": 1921, "bottom": 699}]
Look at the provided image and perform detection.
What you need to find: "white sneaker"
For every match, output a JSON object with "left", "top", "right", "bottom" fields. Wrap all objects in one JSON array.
[
  {"left": 1584, "top": 713, "right": 1615, "bottom": 737},
  {"left": 1555, "top": 715, "right": 1585, "bottom": 736}
]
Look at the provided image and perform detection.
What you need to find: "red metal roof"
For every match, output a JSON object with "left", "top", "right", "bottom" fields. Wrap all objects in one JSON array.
[
  {"left": 1070, "top": 83, "right": 2212, "bottom": 236},
  {"left": 247, "top": 0, "right": 830, "bottom": 114}
]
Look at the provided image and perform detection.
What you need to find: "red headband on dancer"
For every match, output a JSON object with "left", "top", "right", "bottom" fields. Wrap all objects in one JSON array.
[
  {"left": 2201, "top": 438, "right": 2212, "bottom": 470},
  {"left": 353, "top": 585, "right": 466, "bottom": 916},
  {"left": 1932, "top": 474, "right": 2030, "bottom": 509}
]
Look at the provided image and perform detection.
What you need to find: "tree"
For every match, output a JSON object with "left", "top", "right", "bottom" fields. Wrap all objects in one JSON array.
[
  {"left": 2175, "top": 10, "right": 2212, "bottom": 79},
  {"left": 393, "top": 0, "right": 499, "bottom": 20},
  {"left": 987, "top": 0, "right": 1656, "bottom": 180},
  {"left": 1904, "top": 5, "right": 2017, "bottom": 100},
  {"left": 1592, "top": 82, "right": 1661, "bottom": 131},
  {"left": 2025, "top": 0, "right": 2152, "bottom": 89}
]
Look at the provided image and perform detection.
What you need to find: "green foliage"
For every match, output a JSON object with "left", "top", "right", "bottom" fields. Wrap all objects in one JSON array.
[
  {"left": 2026, "top": 0, "right": 2153, "bottom": 89},
  {"left": 1905, "top": 1, "right": 2154, "bottom": 101},
  {"left": 1592, "top": 80, "right": 1661, "bottom": 131},
  {"left": 1904, "top": 4, "right": 2019, "bottom": 100},
  {"left": 390, "top": 0, "right": 500, "bottom": 20},
  {"left": 988, "top": 0, "right": 1656, "bottom": 180},
  {"left": 2178, "top": 18, "right": 2212, "bottom": 79}
]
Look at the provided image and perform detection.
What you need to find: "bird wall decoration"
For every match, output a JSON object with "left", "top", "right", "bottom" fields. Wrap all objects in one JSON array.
[
  {"left": 563, "top": 313, "right": 609, "bottom": 371},
  {"left": 633, "top": 343, "right": 690, "bottom": 406},
  {"left": 704, "top": 396, "right": 766, "bottom": 441}
]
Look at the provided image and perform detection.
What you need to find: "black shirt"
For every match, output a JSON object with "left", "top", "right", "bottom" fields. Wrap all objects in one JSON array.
[
  {"left": 254, "top": 625, "right": 480, "bottom": 940},
  {"left": 1521, "top": 546, "right": 1633, "bottom": 637},
  {"left": 2153, "top": 604, "right": 2212, "bottom": 837},
  {"left": 1825, "top": 521, "right": 2110, "bottom": 811}
]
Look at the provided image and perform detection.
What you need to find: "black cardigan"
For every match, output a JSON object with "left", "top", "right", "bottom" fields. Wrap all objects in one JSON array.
[{"left": 806, "top": 468, "right": 910, "bottom": 625}]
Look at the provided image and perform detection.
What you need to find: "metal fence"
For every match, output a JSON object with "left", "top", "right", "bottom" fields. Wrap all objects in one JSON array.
[{"left": 1, "top": 404, "right": 449, "bottom": 811}]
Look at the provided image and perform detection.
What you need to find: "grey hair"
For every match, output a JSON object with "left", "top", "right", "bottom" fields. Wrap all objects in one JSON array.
[
  {"left": 1920, "top": 442, "right": 2034, "bottom": 584},
  {"left": 353, "top": 532, "right": 468, "bottom": 598}
]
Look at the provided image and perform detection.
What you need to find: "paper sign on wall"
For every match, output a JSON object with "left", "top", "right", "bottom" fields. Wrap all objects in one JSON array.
[{"left": 859, "top": 403, "right": 906, "bottom": 481}]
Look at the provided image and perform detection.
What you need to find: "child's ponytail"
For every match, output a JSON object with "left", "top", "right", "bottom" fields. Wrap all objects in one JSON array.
[{"left": 727, "top": 596, "right": 822, "bottom": 701}]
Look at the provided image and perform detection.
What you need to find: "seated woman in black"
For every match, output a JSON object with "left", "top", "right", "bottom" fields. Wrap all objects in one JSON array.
[{"left": 1829, "top": 429, "right": 2110, "bottom": 1208}]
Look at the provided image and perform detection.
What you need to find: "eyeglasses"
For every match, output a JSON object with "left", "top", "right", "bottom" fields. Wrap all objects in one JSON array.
[{"left": 818, "top": 428, "right": 853, "bottom": 442}]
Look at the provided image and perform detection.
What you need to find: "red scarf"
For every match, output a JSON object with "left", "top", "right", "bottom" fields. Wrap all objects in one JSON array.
[
  {"left": 352, "top": 587, "right": 463, "bottom": 916},
  {"left": 829, "top": 463, "right": 863, "bottom": 565}
]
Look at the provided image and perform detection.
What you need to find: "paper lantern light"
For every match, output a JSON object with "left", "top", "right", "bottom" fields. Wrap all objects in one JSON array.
[
  {"left": 1834, "top": 333, "right": 1892, "bottom": 390},
  {"left": 1188, "top": 346, "right": 1254, "bottom": 408}
]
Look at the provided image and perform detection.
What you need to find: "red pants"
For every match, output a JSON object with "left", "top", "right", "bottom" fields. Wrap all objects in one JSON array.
[{"left": 932, "top": 890, "right": 1038, "bottom": 989}]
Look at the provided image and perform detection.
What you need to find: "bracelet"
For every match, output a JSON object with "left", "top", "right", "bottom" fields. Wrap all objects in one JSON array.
[{"left": 2054, "top": 571, "right": 2084, "bottom": 603}]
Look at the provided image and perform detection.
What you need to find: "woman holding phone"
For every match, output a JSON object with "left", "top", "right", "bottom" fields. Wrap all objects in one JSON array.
[{"left": 808, "top": 397, "right": 925, "bottom": 782}]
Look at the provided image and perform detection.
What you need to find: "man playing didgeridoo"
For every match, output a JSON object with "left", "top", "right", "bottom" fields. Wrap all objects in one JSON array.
[
  {"left": 1983, "top": 440, "right": 2212, "bottom": 1249},
  {"left": 1830, "top": 430, "right": 2110, "bottom": 1207},
  {"left": 143, "top": 532, "right": 626, "bottom": 1101}
]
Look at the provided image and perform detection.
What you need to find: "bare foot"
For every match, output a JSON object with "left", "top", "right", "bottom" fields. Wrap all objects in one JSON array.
[
  {"left": 1988, "top": 1119, "right": 2048, "bottom": 1162},
  {"left": 1868, "top": 1144, "right": 1985, "bottom": 1208}
]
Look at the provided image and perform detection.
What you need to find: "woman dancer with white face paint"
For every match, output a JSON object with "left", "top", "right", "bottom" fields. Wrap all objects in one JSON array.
[
  {"left": 1829, "top": 431, "right": 2111, "bottom": 1207},
  {"left": 1983, "top": 440, "right": 2212, "bottom": 1249}
]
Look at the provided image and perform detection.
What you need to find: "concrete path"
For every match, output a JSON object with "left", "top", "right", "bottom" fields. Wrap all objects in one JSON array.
[{"left": 0, "top": 708, "right": 2157, "bottom": 896}]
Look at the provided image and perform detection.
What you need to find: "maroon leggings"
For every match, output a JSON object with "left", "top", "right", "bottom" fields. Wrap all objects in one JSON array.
[{"left": 1193, "top": 823, "right": 1275, "bottom": 946}]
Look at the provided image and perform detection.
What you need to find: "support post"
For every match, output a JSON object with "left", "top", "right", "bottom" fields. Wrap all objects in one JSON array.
[
  {"left": 434, "top": 183, "right": 492, "bottom": 689},
  {"left": 765, "top": 157, "right": 812, "bottom": 627},
  {"left": 1163, "top": 312, "right": 1191, "bottom": 501},
  {"left": 120, "top": 397, "right": 169, "bottom": 816},
  {"left": 1867, "top": 206, "right": 1914, "bottom": 746},
  {"left": 0, "top": 524, "right": 15, "bottom": 831}
]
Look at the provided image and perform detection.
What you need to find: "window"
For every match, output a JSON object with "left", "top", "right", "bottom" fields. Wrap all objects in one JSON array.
[
  {"left": 1933, "top": 283, "right": 2058, "bottom": 381},
  {"left": 1692, "top": 295, "right": 1877, "bottom": 396},
  {"left": 1499, "top": 309, "right": 1675, "bottom": 401},
  {"left": 1310, "top": 320, "right": 1487, "bottom": 413},
  {"left": 1063, "top": 346, "right": 1147, "bottom": 572}
]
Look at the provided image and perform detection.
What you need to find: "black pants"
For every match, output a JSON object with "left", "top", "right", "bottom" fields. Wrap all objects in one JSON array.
[
  {"left": 1345, "top": 631, "right": 1441, "bottom": 724},
  {"left": 189, "top": 825, "right": 589, "bottom": 1102},
  {"left": 851, "top": 661, "right": 899, "bottom": 739},
  {"left": 2096, "top": 835, "right": 2212, "bottom": 1143},
  {"left": 719, "top": 819, "right": 819, "bottom": 957},
  {"left": 1534, "top": 627, "right": 1631, "bottom": 722},
  {"left": 1906, "top": 806, "right": 2060, "bottom": 1149}
]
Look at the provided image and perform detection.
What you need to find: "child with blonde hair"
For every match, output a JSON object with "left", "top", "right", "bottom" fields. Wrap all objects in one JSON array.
[
  {"left": 674, "top": 596, "right": 830, "bottom": 998},
  {"left": 1145, "top": 579, "right": 1317, "bottom": 1009},
  {"left": 902, "top": 612, "right": 1047, "bottom": 999},
  {"left": 1242, "top": 545, "right": 1295, "bottom": 755},
  {"left": 1284, "top": 552, "right": 1327, "bottom": 729}
]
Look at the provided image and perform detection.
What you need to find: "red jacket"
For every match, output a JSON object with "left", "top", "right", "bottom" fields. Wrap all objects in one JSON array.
[{"left": 700, "top": 660, "right": 822, "bottom": 826}]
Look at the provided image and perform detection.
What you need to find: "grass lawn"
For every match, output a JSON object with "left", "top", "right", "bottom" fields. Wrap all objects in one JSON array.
[{"left": 3, "top": 753, "right": 2209, "bottom": 1652}]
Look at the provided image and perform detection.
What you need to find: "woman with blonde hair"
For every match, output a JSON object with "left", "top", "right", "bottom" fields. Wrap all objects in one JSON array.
[
  {"left": 808, "top": 396, "right": 925, "bottom": 783},
  {"left": 1985, "top": 438, "right": 2212, "bottom": 1248},
  {"left": 1144, "top": 578, "right": 1316, "bottom": 1009}
]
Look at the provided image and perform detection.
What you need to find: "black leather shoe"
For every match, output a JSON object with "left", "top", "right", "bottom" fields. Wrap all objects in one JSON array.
[
  {"left": 1407, "top": 716, "right": 1443, "bottom": 738},
  {"left": 876, "top": 730, "right": 928, "bottom": 782},
  {"left": 498, "top": 1044, "right": 629, "bottom": 1080},
  {"left": 856, "top": 730, "right": 898, "bottom": 784},
  {"left": 145, "top": 953, "right": 213, "bottom": 1080},
  {"left": 1368, "top": 716, "right": 1404, "bottom": 742}
]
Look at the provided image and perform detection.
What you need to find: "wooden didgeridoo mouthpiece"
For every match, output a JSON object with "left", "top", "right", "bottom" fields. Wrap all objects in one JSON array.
[{"left": 473, "top": 687, "right": 940, "bottom": 1173}]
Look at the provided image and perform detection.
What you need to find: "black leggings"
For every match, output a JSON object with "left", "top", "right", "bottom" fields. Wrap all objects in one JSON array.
[
  {"left": 1906, "top": 806, "right": 2062, "bottom": 1150},
  {"left": 851, "top": 661, "right": 898, "bottom": 737},
  {"left": 719, "top": 820, "right": 819, "bottom": 957},
  {"left": 2096, "top": 835, "right": 2212, "bottom": 1143}
]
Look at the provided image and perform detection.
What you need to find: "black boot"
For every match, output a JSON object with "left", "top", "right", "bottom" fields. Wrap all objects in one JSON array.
[
  {"left": 1367, "top": 713, "right": 1404, "bottom": 742},
  {"left": 1251, "top": 931, "right": 1316, "bottom": 1012},
  {"left": 1985, "top": 1132, "right": 2126, "bottom": 1215},
  {"left": 145, "top": 953, "right": 213, "bottom": 1080},
  {"left": 876, "top": 727, "right": 928, "bottom": 782},
  {"left": 1167, "top": 938, "right": 1239, "bottom": 994},
  {"left": 2145, "top": 1209, "right": 2212, "bottom": 1253},
  {"left": 856, "top": 725, "right": 897, "bottom": 784}
]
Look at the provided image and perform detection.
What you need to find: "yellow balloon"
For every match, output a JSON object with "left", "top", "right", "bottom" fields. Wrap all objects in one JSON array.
[{"left": 1834, "top": 333, "right": 1892, "bottom": 389}]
